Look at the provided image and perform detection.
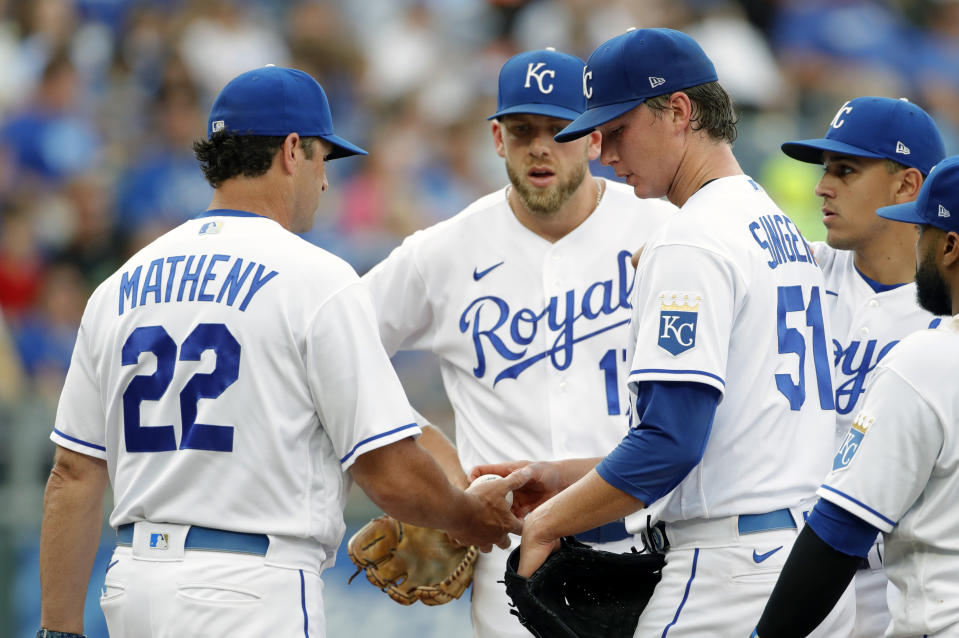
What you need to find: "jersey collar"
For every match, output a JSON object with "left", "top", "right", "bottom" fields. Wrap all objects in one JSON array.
[
  {"left": 854, "top": 264, "right": 907, "bottom": 294},
  {"left": 196, "top": 208, "right": 268, "bottom": 219}
]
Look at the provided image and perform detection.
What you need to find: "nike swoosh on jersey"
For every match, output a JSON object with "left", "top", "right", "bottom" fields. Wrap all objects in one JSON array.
[
  {"left": 752, "top": 546, "right": 783, "bottom": 563},
  {"left": 473, "top": 261, "right": 505, "bottom": 281}
]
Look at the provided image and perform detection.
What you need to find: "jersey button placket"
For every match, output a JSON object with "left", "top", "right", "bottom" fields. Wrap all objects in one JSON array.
[{"left": 543, "top": 250, "right": 566, "bottom": 458}]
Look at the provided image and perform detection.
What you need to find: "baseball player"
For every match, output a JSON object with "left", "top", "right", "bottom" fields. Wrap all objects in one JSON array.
[
  {"left": 35, "top": 66, "right": 524, "bottom": 638},
  {"left": 781, "top": 96, "right": 946, "bottom": 637},
  {"left": 478, "top": 28, "right": 855, "bottom": 636},
  {"left": 756, "top": 154, "right": 959, "bottom": 638},
  {"left": 362, "top": 48, "right": 674, "bottom": 637}
]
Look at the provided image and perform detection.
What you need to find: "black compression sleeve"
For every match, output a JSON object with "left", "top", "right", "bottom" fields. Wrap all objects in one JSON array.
[{"left": 755, "top": 525, "right": 860, "bottom": 637}]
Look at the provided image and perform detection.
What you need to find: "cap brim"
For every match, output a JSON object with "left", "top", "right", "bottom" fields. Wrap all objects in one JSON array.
[
  {"left": 781, "top": 138, "right": 884, "bottom": 164},
  {"left": 487, "top": 103, "right": 581, "bottom": 121},
  {"left": 321, "top": 133, "right": 368, "bottom": 160},
  {"left": 554, "top": 99, "right": 644, "bottom": 142},
  {"left": 876, "top": 201, "right": 923, "bottom": 225}
]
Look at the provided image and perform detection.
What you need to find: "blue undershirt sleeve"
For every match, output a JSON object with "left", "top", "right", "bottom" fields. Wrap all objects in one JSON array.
[
  {"left": 805, "top": 498, "right": 881, "bottom": 558},
  {"left": 596, "top": 380, "right": 720, "bottom": 505}
]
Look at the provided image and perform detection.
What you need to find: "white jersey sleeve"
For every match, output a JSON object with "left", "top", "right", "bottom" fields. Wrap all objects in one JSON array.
[
  {"left": 305, "top": 281, "right": 421, "bottom": 470},
  {"left": 54, "top": 319, "right": 107, "bottom": 459},
  {"left": 628, "top": 243, "right": 737, "bottom": 393},
  {"left": 362, "top": 235, "right": 433, "bottom": 356}
]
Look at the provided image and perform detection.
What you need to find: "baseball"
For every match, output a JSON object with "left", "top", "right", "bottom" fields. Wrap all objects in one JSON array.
[{"left": 469, "top": 473, "right": 513, "bottom": 508}]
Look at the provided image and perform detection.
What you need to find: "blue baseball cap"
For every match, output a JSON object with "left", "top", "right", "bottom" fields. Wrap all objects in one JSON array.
[
  {"left": 781, "top": 97, "right": 944, "bottom": 175},
  {"left": 554, "top": 28, "right": 718, "bottom": 142},
  {"left": 877, "top": 155, "right": 959, "bottom": 232},
  {"left": 207, "top": 65, "right": 367, "bottom": 160},
  {"left": 488, "top": 48, "right": 587, "bottom": 121}
]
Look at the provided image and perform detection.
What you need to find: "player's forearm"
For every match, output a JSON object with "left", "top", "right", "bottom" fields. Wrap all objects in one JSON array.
[
  {"left": 527, "top": 468, "right": 644, "bottom": 539},
  {"left": 519, "top": 469, "right": 643, "bottom": 576},
  {"left": 39, "top": 448, "right": 108, "bottom": 633},
  {"left": 418, "top": 424, "right": 469, "bottom": 489},
  {"left": 352, "top": 438, "right": 483, "bottom": 530},
  {"left": 553, "top": 457, "right": 604, "bottom": 489}
]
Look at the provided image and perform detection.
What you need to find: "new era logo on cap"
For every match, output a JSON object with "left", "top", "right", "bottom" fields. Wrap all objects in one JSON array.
[
  {"left": 939, "top": 204, "right": 951, "bottom": 218},
  {"left": 649, "top": 76, "right": 666, "bottom": 88},
  {"left": 896, "top": 141, "right": 910, "bottom": 155}
]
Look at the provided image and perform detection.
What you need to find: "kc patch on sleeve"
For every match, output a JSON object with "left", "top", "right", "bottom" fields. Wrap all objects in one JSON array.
[
  {"left": 657, "top": 291, "right": 702, "bottom": 355},
  {"left": 833, "top": 411, "right": 875, "bottom": 470}
]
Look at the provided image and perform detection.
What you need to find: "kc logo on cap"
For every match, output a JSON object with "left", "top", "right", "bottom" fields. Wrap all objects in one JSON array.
[
  {"left": 525, "top": 62, "right": 556, "bottom": 94},
  {"left": 489, "top": 48, "right": 587, "bottom": 122}
]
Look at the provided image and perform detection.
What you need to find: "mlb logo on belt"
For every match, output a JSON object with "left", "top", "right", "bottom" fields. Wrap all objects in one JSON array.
[
  {"left": 657, "top": 292, "right": 701, "bottom": 356},
  {"left": 150, "top": 532, "right": 170, "bottom": 550},
  {"left": 833, "top": 411, "right": 875, "bottom": 470}
]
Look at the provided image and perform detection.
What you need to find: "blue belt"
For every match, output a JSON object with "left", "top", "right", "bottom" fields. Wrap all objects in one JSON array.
[
  {"left": 117, "top": 523, "right": 269, "bottom": 556},
  {"left": 737, "top": 509, "right": 796, "bottom": 535},
  {"left": 575, "top": 519, "right": 631, "bottom": 544}
]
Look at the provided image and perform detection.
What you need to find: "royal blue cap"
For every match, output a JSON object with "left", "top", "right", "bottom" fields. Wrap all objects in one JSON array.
[
  {"left": 555, "top": 28, "right": 718, "bottom": 142},
  {"left": 877, "top": 155, "right": 959, "bottom": 232},
  {"left": 488, "top": 48, "right": 587, "bottom": 121},
  {"left": 207, "top": 65, "right": 367, "bottom": 160},
  {"left": 781, "top": 97, "right": 944, "bottom": 175}
]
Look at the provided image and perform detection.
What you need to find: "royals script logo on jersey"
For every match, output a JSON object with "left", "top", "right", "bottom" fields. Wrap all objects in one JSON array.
[
  {"left": 657, "top": 291, "right": 702, "bottom": 356},
  {"left": 459, "top": 250, "right": 634, "bottom": 385},
  {"left": 833, "top": 318, "right": 940, "bottom": 416},
  {"left": 833, "top": 339, "right": 898, "bottom": 416},
  {"left": 834, "top": 411, "right": 874, "bottom": 470}
]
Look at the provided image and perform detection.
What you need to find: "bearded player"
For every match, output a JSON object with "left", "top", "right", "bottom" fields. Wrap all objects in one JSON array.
[{"left": 362, "top": 48, "right": 673, "bottom": 637}]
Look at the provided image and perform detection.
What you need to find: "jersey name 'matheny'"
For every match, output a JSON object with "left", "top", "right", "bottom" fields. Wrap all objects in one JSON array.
[
  {"left": 117, "top": 253, "right": 278, "bottom": 315},
  {"left": 459, "top": 249, "right": 633, "bottom": 385}
]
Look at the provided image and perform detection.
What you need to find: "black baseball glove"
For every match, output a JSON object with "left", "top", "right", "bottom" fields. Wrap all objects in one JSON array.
[{"left": 504, "top": 536, "right": 665, "bottom": 638}]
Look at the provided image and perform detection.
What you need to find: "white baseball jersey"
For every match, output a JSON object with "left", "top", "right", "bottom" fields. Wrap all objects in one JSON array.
[
  {"left": 819, "top": 317, "right": 959, "bottom": 637},
  {"left": 363, "top": 179, "right": 674, "bottom": 472},
  {"left": 625, "top": 176, "right": 836, "bottom": 524},
  {"left": 52, "top": 210, "right": 419, "bottom": 562},
  {"left": 813, "top": 242, "right": 940, "bottom": 445}
]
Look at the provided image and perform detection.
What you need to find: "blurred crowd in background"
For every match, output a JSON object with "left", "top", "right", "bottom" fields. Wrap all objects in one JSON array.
[{"left": 2, "top": 0, "right": 959, "bottom": 609}]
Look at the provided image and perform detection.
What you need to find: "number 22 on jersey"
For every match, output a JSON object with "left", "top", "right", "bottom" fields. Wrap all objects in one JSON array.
[
  {"left": 122, "top": 323, "right": 240, "bottom": 452},
  {"left": 775, "top": 285, "right": 834, "bottom": 411}
]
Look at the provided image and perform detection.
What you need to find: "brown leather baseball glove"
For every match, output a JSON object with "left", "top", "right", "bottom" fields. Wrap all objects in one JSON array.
[{"left": 347, "top": 515, "right": 479, "bottom": 606}]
